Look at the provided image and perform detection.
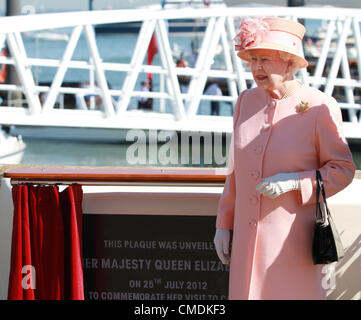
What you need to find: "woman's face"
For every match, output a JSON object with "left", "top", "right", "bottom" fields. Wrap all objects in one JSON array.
[{"left": 249, "top": 49, "right": 292, "bottom": 95}]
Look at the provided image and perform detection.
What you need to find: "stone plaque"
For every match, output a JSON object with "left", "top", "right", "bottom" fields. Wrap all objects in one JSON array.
[{"left": 83, "top": 214, "right": 229, "bottom": 300}]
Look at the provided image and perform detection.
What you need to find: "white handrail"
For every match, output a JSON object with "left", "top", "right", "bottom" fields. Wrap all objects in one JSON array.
[
  {"left": 0, "top": 6, "right": 360, "bottom": 139},
  {"left": 0, "top": 7, "right": 361, "bottom": 34}
]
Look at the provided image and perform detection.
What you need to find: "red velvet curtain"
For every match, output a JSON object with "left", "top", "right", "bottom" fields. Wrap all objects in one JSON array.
[{"left": 7, "top": 184, "right": 84, "bottom": 300}]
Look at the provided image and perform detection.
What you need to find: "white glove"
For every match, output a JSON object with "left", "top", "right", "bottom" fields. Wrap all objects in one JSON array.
[
  {"left": 213, "top": 228, "right": 230, "bottom": 265},
  {"left": 256, "top": 172, "right": 300, "bottom": 199}
]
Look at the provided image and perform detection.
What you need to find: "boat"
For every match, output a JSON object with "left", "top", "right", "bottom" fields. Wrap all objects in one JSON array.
[
  {"left": 94, "top": 0, "right": 226, "bottom": 35},
  {"left": 223, "top": 0, "right": 361, "bottom": 8},
  {"left": 95, "top": 19, "right": 209, "bottom": 36},
  {"left": 0, "top": 127, "right": 26, "bottom": 164},
  {"left": 23, "top": 30, "right": 70, "bottom": 41}
]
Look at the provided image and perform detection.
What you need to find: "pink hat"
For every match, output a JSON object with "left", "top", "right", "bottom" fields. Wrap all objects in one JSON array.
[{"left": 234, "top": 17, "right": 308, "bottom": 68}]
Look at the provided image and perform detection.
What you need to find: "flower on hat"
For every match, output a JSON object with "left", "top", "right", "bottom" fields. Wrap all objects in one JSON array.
[
  {"left": 296, "top": 101, "right": 310, "bottom": 113},
  {"left": 233, "top": 17, "right": 270, "bottom": 51}
]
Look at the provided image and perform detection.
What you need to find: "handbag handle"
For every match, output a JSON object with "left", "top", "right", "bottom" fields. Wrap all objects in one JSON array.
[{"left": 316, "top": 170, "right": 330, "bottom": 221}]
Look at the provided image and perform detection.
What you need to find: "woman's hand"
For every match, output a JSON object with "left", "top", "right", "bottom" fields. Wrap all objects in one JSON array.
[
  {"left": 256, "top": 172, "right": 300, "bottom": 199},
  {"left": 214, "top": 228, "right": 231, "bottom": 264}
]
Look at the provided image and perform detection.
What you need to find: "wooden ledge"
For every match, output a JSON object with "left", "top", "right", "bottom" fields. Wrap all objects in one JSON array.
[
  {"left": 3, "top": 166, "right": 228, "bottom": 184},
  {"left": 2, "top": 165, "right": 360, "bottom": 185}
]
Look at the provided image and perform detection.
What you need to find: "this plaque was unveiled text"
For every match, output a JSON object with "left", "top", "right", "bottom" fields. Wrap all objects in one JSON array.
[{"left": 83, "top": 215, "right": 229, "bottom": 300}]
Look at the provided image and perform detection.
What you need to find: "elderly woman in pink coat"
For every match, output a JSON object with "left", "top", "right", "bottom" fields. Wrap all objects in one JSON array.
[{"left": 214, "top": 17, "right": 355, "bottom": 300}]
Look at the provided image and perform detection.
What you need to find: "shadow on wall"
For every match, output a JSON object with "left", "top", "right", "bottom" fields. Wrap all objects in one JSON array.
[{"left": 327, "top": 233, "right": 361, "bottom": 300}]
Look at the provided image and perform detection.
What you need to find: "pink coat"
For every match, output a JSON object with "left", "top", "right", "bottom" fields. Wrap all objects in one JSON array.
[{"left": 216, "top": 85, "right": 355, "bottom": 300}]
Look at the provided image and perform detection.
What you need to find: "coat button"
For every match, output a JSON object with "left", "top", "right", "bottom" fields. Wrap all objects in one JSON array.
[
  {"left": 249, "top": 195, "right": 258, "bottom": 205},
  {"left": 262, "top": 124, "right": 271, "bottom": 131},
  {"left": 270, "top": 100, "right": 276, "bottom": 108},
  {"left": 251, "top": 170, "right": 260, "bottom": 179},
  {"left": 249, "top": 219, "right": 257, "bottom": 228}
]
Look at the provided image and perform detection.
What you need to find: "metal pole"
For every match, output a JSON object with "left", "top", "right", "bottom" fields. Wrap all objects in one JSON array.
[
  {"left": 312, "top": 19, "right": 336, "bottom": 89},
  {"left": 116, "top": 19, "right": 157, "bottom": 114},
  {"left": 43, "top": 25, "right": 83, "bottom": 112},
  {"left": 84, "top": 24, "right": 115, "bottom": 117},
  {"left": 325, "top": 17, "right": 352, "bottom": 97},
  {"left": 287, "top": 0, "right": 305, "bottom": 6},
  {"left": 6, "top": 0, "right": 22, "bottom": 107},
  {"left": 160, "top": 73, "right": 165, "bottom": 113},
  {"left": 6, "top": 1, "right": 21, "bottom": 17},
  {"left": 6, "top": 33, "right": 42, "bottom": 114},
  {"left": 155, "top": 19, "right": 186, "bottom": 120}
]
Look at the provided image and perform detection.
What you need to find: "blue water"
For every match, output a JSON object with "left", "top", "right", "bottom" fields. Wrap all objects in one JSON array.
[{"left": 20, "top": 138, "right": 361, "bottom": 169}]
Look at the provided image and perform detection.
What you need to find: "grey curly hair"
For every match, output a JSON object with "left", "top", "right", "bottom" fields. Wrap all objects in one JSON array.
[{"left": 278, "top": 51, "right": 302, "bottom": 75}]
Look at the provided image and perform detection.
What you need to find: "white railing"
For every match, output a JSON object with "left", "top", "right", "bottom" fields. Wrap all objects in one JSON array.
[{"left": 0, "top": 6, "right": 361, "bottom": 136}]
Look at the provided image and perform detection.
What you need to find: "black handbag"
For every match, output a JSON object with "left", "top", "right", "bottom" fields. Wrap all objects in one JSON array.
[{"left": 312, "top": 170, "right": 344, "bottom": 265}]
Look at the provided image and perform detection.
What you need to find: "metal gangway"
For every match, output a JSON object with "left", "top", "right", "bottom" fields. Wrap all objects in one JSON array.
[{"left": 0, "top": 6, "right": 361, "bottom": 140}]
